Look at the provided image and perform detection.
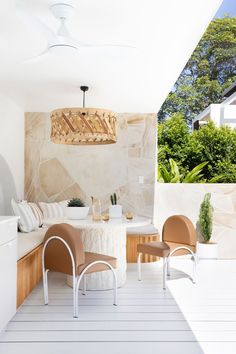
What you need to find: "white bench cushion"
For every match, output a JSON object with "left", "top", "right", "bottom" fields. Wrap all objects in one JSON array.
[
  {"left": 127, "top": 224, "right": 159, "bottom": 236},
  {"left": 17, "top": 228, "right": 47, "bottom": 260}
]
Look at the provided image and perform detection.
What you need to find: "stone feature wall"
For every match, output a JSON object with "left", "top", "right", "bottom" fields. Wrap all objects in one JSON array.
[
  {"left": 154, "top": 183, "right": 236, "bottom": 259},
  {"left": 25, "top": 112, "right": 156, "bottom": 218}
]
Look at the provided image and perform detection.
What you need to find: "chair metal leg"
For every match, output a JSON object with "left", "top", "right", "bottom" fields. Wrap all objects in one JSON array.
[
  {"left": 137, "top": 253, "right": 142, "bottom": 281},
  {"left": 113, "top": 269, "right": 118, "bottom": 306},
  {"left": 42, "top": 236, "right": 78, "bottom": 318},
  {"left": 163, "top": 257, "right": 167, "bottom": 290},
  {"left": 169, "top": 246, "right": 197, "bottom": 285},
  {"left": 192, "top": 254, "right": 197, "bottom": 284},
  {"left": 42, "top": 242, "right": 49, "bottom": 305},
  {"left": 43, "top": 269, "right": 49, "bottom": 305},
  {"left": 75, "top": 260, "right": 117, "bottom": 318},
  {"left": 74, "top": 275, "right": 80, "bottom": 318},
  {"left": 82, "top": 274, "right": 86, "bottom": 295},
  {"left": 167, "top": 257, "right": 170, "bottom": 276},
  {"left": 72, "top": 273, "right": 77, "bottom": 318}
]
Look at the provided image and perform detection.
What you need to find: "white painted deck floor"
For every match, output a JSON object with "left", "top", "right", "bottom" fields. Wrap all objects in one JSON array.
[{"left": 1, "top": 259, "right": 236, "bottom": 354}]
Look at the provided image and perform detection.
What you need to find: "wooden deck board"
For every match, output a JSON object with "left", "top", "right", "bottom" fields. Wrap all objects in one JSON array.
[{"left": 1, "top": 260, "right": 236, "bottom": 354}]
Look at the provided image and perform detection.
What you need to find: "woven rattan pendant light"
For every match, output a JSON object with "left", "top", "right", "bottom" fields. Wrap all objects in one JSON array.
[{"left": 50, "top": 86, "right": 116, "bottom": 145}]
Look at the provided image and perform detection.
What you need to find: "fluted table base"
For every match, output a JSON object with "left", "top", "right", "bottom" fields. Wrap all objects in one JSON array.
[{"left": 67, "top": 224, "right": 126, "bottom": 290}]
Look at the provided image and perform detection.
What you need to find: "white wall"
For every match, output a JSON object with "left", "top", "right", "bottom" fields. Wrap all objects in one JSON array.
[
  {"left": 0, "top": 94, "right": 24, "bottom": 214},
  {"left": 25, "top": 112, "right": 156, "bottom": 218}
]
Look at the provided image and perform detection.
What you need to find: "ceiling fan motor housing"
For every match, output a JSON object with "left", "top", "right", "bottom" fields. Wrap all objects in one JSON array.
[{"left": 50, "top": 2, "right": 75, "bottom": 20}]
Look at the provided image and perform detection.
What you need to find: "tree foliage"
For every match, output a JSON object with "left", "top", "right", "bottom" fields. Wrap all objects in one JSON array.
[
  {"left": 158, "top": 17, "right": 236, "bottom": 123},
  {"left": 158, "top": 115, "right": 236, "bottom": 183}
]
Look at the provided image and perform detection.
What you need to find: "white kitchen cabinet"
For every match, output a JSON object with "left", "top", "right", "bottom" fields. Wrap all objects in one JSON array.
[{"left": 0, "top": 216, "right": 18, "bottom": 331}]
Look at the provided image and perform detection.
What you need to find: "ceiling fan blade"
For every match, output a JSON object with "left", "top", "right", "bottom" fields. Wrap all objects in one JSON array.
[
  {"left": 23, "top": 48, "right": 50, "bottom": 64},
  {"left": 76, "top": 41, "right": 136, "bottom": 49},
  {"left": 16, "top": 5, "right": 58, "bottom": 44}
]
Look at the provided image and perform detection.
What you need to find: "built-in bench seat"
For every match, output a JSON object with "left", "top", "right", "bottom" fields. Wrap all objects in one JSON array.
[
  {"left": 126, "top": 224, "right": 159, "bottom": 236},
  {"left": 17, "top": 228, "right": 47, "bottom": 260},
  {"left": 126, "top": 224, "right": 160, "bottom": 263},
  {"left": 17, "top": 228, "right": 47, "bottom": 307}
]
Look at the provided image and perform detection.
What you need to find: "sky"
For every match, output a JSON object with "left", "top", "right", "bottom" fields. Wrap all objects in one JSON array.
[{"left": 215, "top": 0, "right": 236, "bottom": 17}]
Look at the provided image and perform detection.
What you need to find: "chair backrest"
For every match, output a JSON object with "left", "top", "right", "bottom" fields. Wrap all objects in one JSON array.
[
  {"left": 43, "top": 223, "right": 85, "bottom": 275},
  {"left": 162, "top": 215, "right": 196, "bottom": 246}
]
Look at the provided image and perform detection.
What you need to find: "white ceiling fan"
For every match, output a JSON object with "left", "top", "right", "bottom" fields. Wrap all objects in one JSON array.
[{"left": 18, "top": 1, "right": 135, "bottom": 60}]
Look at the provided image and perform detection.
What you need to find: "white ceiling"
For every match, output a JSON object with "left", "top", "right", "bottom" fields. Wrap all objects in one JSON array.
[{"left": 0, "top": 0, "right": 222, "bottom": 113}]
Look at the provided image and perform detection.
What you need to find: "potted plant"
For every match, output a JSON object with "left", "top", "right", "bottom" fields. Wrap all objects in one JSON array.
[
  {"left": 66, "top": 198, "right": 89, "bottom": 220},
  {"left": 197, "top": 193, "right": 218, "bottom": 259},
  {"left": 109, "top": 193, "right": 122, "bottom": 218}
]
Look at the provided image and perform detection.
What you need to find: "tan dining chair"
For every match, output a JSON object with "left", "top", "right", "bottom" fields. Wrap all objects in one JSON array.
[
  {"left": 137, "top": 215, "right": 197, "bottom": 289},
  {"left": 42, "top": 223, "right": 117, "bottom": 318}
]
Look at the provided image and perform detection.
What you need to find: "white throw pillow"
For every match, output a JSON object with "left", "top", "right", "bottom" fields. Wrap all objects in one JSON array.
[
  {"left": 11, "top": 199, "right": 38, "bottom": 233},
  {"left": 38, "top": 201, "right": 66, "bottom": 219},
  {"left": 59, "top": 200, "right": 69, "bottom": 214},
  {"left": 28, "top": 202, "right": 44, "bottom": 227}
]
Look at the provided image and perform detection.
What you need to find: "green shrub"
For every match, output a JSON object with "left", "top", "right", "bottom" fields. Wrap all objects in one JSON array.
[
  {"left": 158, "top": 159, "right": 208, "bottom": 183},
  {"left": 158, "top": 115, "right": 236, "bottom": 183},
  {"left": 198, "top": 193, "right": 213, "bottom": 242}
]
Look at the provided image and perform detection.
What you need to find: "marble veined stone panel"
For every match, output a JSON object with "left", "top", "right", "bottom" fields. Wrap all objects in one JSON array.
[{"left": 25, "top": 112, "right": 156, "bottom": 218}]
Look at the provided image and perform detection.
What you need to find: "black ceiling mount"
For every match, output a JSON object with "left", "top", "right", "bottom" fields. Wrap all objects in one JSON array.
[
  {"left": 80, "top": 86, "right": 89, "bottom": 92},
  {"left": 80, "top": 86, "right": 89, "bottom": 108}
]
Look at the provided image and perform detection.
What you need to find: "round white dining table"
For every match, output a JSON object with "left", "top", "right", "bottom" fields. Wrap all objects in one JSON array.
[{"left": 44, "top": 215, "right": 151, "bottom": 290}]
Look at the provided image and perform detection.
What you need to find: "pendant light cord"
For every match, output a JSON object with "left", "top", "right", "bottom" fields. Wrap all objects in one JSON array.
[
  {"left": 80, "top": 86, "right": 89, "bottom": 109},
  {"left": 83, "top": 90, "right": 85, "bottom": 108}
]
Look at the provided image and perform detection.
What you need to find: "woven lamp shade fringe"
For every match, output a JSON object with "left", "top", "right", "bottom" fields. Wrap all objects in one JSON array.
[{"left": 51, "top": 108, "right": 116, "bottom": 145}]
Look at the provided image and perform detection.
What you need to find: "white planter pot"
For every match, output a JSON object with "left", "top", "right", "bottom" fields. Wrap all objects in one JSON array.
[
  {"left": 197, "top": 241, "right": 218, "bottom": 260},
  {"left": 66, "top": 206, "right": 89, "bottom": 220},
  {"left": 109, "top": 205, "right": 122, "bottom": 218}
]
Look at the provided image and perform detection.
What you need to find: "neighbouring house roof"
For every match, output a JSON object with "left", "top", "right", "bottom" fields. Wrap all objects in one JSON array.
[
  {"left": 223, "top": 81, "right": 236, "bottom": 98},
  {"left": 193, "top": 81, "right": 236, "bottom": 127},
  {"left": 192, "top": 105, "right": 211, "bottom": 124}
]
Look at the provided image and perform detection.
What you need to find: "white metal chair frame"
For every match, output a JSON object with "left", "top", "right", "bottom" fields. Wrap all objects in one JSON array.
[
  {"left": 42, "top": 236, "right": 117, "bottom": 318},
  {"left": 137, "top": 245, "right": 197, "bottom": 290}
]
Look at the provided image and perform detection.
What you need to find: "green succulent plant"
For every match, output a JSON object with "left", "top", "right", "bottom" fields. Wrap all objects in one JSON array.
[
  {"left": 110, "top": 193, "right": 117, "bottom": 205},
  {"left": 67, "top": 198, "right": 85, "bottom": 207}
]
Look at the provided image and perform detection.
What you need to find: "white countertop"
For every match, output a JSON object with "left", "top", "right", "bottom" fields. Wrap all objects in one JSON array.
[
  {"left": 0, "top": 216, "right": 19, "bottom": 246},
  {"left": 0, "top": 216, "right": 19, "bottom": 225},
  {"left": 44, "top": 215, "right": 151, "bottom": 229}
]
